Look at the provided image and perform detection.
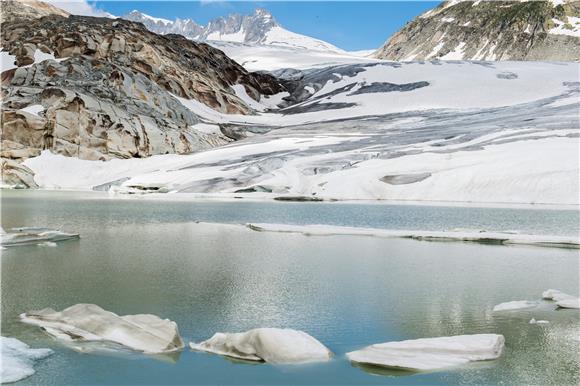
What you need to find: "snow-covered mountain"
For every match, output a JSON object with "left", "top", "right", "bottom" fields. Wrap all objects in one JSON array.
[
  {"left": 125, "top": 8, "right": 344, "bottom": 53},
  {"left": 374, "top": 0, "right": 580, "bottom": 61}
]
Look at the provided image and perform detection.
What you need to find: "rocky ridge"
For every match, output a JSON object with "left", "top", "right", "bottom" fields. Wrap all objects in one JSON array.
[
  {"left": 1, "top": 1, "right": 285, "bottom": 187},
  {"left": 374, "top": 0, "right": 580, "bottom": 61}
]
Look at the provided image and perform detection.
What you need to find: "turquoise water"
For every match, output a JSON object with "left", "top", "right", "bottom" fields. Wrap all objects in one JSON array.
[{"left": 1, "top": 190, "right": 579, "bottom": 385}]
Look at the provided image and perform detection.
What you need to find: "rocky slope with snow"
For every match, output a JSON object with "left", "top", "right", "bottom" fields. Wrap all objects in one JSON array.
[
  {"left": 1, "top": 1, "right": 284, "bottom": 187},
  {"left": 374, "top": 0, "right": 580, "bottom": 61},
  {"left": 124, "top": 8, "right": 343, "bottom": 53}
]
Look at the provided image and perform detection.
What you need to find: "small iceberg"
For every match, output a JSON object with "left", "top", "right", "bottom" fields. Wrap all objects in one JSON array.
[
  {"left": 492, "top": 300, "right": 538, "bottom": 312},
  {"left": 556, "top": 299, "right": 580, "bottom": 309},
  {"left": 542, "top": 289, "right": 579, "bottom": 309},
  {"left": 0, "top": 336, "right": 53, "bottom": 384},
  {"left": 1, "top": 227, "right": 79, "bottom": 247},
  {"left": 542, "top": 289, "right": 576, "bottom": 302},
  {"left": 346, "top": 334, "right": 504, "bottom": 372},
  {"left": 529, "top": 318, "right": 550, "bottom": 325},
  {"left": 20, "top": 304, "right": 184, "bottom": 354},
  {"left": 189, "top": 328, "right": 332, "bottom": 364}
]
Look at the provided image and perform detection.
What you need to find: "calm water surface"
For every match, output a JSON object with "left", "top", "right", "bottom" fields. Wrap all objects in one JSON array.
[{"left": 1, "top": 190, "right": 579, "bottom": 385}]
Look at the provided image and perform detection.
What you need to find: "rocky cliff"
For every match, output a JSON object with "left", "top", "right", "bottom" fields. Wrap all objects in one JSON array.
[
  {"left": 374, "top": 0, "right": 580, "bottom": 61},
  {"left": 1, "top": 1, "right": 285, "bottom": 187}
]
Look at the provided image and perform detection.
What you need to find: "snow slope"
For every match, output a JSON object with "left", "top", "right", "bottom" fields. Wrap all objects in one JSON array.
[{"left": 23, "top": 61, "right": 580, "bottom": 205}]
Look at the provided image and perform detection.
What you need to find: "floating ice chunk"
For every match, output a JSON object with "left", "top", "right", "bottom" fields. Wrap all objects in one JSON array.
[
  {"left": 0, "top": 336, "right": 53, "bottom": 383},
  {"left": 529, "top": 318, "right": 550, "bottom": 324},
  {"left": 346, "top": 334, "right": 504, "bottom": 372},
  {"left": 1, "top": 227, "right": 79, "bottom": 247},
  {"left": 542, "top": 289, "right": 576, "bottom": 302},
  {"left": 556, "top": 299, "right": 580, "bottom": 309},
  {"left": 20, "top": 304, "right": 184, "bottom": 354},
  {"left": 493, "top": 300, "right": 538, "bottom": 312},
  {"left": 189, "top": 328, "right": 332, "bottom": 364}
]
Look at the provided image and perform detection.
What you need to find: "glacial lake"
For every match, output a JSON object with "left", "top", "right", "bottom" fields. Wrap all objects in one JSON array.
[{"left": 1, "top": 190, "right": 579, "bottom": 385}]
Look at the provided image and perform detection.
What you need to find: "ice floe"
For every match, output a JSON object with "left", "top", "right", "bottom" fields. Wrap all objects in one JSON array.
[
  {"left": 346, "top": 334, "right": 504, "bottom": 372},
  {"left": 0, "top": 227, "right": 79, "bottom": 247},
  {"left": 556, "top": 299, "right": 580, "bottom": 309},
  {"left": 542, "top": 289, "right": 580, "bottom": 309},
  {"left": 529, "top": 318, "right": 550, "bottom": 325},
  {"left": 244, "top": 223, "right": 580, "bottom": 249},
  {"left": 0, "top": 337, "right": 52, "bottom": 384},
  {"left": 493, "top": 301, "right": 538, "bottom": 312},
  {"left": 189, "top": 328, "right": 332, "bottom": 364},
  {"left": 20, "top": 304, "right": 184, "bottom": 354},
  {"left": 542, "top": 289, "right": 576, "bottom": 301}
]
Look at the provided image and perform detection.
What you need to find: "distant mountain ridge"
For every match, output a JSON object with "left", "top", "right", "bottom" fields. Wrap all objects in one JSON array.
[
  {"left": 374, "top": 0, "right": 580, "bottom": 61},
  {"left": 124, "top": 8, "right": 344, "bottom": 53}
]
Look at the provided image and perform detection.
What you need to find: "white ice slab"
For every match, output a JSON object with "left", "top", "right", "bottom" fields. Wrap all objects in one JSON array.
[
  {"left": 347, "top": 334, "right": 504, "bottom": 372},
  {"left": 542, "top": 289, "right": 576, "bottom": 302},
  {"left": 493, "top": 301, "right": 538, "bottom": 312},
  {"left": 245, "top": 223, "right": 580, "bottom": 249},
  {"left": 556, "top": 299, "right": 580, "bottom": 309},
  {"left": 0, "top": 337, "right": 52, "bottom": 384},
  {"left": 190, "top": 328, "right": 332, "bottom": 364},
  {"left": 20, "top": 304, "right": 184, "bottom": 354}
]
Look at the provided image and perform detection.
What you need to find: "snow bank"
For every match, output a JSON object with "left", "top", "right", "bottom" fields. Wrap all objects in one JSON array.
[
  {"left": 20, "top": 304, "right": 184, "bottom": 354},
  {"left": 1, "top": 227, "right": 79, "bottom": 247},
  {"left": 190, "top": 328, "right": 332, "bottom": 364},
  {"left": 493, "top": 301, "right": 538, "bottom": 312},
  {"left": 346, "top": 334, "right": 504, "bottom": 372},
  {"left": 0, "top": 337, "right": 52, "bottom": 384},
  {"left": 245, "top": 223, "right": 580, "bottom": 249}
]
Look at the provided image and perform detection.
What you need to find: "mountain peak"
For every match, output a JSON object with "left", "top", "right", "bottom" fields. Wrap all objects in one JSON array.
[
  {"left": 123, "top": 7, "right": 342, "bottom": 53},
  {"left": 254, "top": 8, "right": 273, "bottom": 17}
]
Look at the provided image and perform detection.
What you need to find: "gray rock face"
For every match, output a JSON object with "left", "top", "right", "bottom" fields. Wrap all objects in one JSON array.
[
  {"left": 374, "top": 0, "right": 580, "bottom": 61},
  {"left": 1, "top": 3, "right": 286, "bottom": 186}
]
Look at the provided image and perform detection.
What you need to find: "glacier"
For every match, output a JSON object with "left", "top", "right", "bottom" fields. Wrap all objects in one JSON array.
[{"left": 21, "top": 60, "right": 579, "bottom": 206}]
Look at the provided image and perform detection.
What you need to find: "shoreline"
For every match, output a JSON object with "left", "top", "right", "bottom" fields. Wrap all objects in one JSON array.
[{"left": 2, "top": 188, "right": 580, "bottom": 211}]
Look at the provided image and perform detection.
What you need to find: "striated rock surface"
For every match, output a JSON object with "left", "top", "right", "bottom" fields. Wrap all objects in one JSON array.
[
  {"left": 374, "top": 0, "right": 580, "bottom": 61},
  {"left": 1, "top": 1, "right": 285, "bottom": 186}
]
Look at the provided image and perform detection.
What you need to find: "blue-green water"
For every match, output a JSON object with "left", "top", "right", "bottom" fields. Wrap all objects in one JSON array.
[{"left": 1, "top": 190, "right": 579, "bottom": 385}]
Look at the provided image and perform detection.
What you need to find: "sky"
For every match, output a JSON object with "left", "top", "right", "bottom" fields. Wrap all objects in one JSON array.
[{"left": 51, "top": 1, "right": 441, "bottom": 51}]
